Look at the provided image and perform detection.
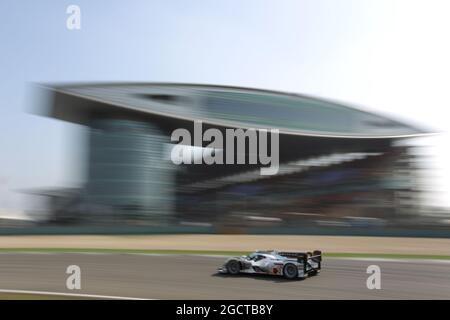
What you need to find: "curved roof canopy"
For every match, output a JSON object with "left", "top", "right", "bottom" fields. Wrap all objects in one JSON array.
[{"left": 46, "top": 83, "right": 427, "bottom": 138}]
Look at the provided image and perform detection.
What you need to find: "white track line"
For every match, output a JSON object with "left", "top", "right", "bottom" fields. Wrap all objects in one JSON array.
[
  {"left": 1, "top": 251, "right": 449, "bottom": 264},
  {"left": 329, "top": 257, "right": 450, "bottom": 264},
  {"left": 0, "top": 289, "right": 150, "bottom": 300}
]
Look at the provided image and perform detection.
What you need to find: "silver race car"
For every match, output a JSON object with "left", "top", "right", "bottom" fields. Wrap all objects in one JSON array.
[{"left": 218, "top": 250, "right": 322, "bottom": 279}]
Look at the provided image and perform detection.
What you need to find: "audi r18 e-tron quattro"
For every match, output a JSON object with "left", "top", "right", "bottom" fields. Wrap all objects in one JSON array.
[{"left": 218, "top": 250, "right": 322, "bottom": 279}]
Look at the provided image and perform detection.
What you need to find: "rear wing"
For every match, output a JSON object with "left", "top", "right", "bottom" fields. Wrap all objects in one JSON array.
[{"left": 279, "top": 250, "right": 322, "bottom": 273}]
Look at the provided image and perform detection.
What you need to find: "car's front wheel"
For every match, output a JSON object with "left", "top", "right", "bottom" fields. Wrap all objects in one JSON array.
[
  {"left": 226, "top": 260, "right": 241, "bottom": 275},
  {"left": 283, "top": 263, "right": 298, "bottom": 279}
]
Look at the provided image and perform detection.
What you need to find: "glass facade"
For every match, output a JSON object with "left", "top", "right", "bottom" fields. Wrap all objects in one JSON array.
[{"left": 84, "top": 119, "right": 174, "bottom": 223}]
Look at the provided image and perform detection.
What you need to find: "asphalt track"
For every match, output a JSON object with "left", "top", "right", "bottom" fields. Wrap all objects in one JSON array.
[{"left": 0, "top": 253, "right": 449, "bottom": 299}]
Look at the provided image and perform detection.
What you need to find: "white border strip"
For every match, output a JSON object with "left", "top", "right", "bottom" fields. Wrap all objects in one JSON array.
[
  {"left": 331, "top": 257, "right": 450, "bottom": 264},
  {"left": 1, "top": 251, "right": 449, "bottom": 263},
  {"left": 0, "top": 289, "right": 149, "bottom": 300}
]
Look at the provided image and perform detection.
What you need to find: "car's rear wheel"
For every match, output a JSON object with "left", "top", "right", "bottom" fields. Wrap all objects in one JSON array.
[
  {"left": 226, "top": 260, "right": 241, "bottom": 275},
  {"left": 283, "top": 263, "right": 298, "bottom": 279}
]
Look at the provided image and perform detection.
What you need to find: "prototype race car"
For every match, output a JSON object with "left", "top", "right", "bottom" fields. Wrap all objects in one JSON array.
[{"left": 218, "top": 250, "right": 322, "bottom": 279}]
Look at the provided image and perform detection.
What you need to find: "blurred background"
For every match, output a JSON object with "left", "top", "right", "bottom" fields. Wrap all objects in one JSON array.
[{"left": 1, "top": 0, "right": 450, "bottom": 237}]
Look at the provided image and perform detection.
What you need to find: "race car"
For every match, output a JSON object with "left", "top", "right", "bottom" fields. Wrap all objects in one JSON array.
[{"left": 217, "top": 250, "right": 322, "bottom": 279}]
